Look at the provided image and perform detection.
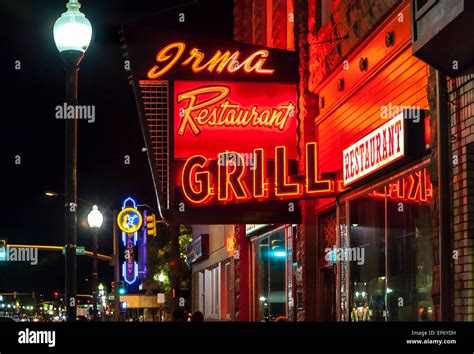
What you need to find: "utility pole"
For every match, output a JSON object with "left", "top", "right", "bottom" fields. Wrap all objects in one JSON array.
[
  {"left": 112, "top": 210, "right": 121, "bottom": 321},
  {"left": 170, "top": 222, "right": 180, "bottom": 312}
]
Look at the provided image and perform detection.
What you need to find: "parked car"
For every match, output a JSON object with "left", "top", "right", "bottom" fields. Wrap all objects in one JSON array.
[
  {"left": 0, "top": 316, "right": 19, "bottom": 322},
  {"left": 76, "top": 315, "right": 90, "bottom": 322}
]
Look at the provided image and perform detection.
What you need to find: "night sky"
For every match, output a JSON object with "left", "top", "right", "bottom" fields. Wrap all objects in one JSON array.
[{"left": 0, "top": 0, "right": 233, "bottom": 298}]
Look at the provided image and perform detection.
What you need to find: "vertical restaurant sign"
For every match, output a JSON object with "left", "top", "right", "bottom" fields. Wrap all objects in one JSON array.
[
  {"left": 343, "top": 113, "right": 405, "bottom": 186},
  {"left": 174, "top": 81, "right": 297, "bottom": 159},
  {"left": 117, "top": 197, "right": 142, "bottom": 285}
]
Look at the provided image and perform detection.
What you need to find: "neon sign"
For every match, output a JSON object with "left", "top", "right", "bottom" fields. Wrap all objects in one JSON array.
[
  {"left": 174, "top": 81, "right": 297, "bottom": 159},
  {"left": 119, "top": 197, "right": 140, "bottom": 285},
  {"left": 343, "top": 113, "right": 404, "bottom": 186},
  {"left": 226, "top": 233, "right": 237, "bottom": 254},
  {"left": 147, "top": 42, "right": 275, "bottom": 79},
  {"left": 117, "top": 207, "right": 143, "bottom": 234},
  {"left": 177, "top": 85, "right": 294, "bottom": 136},
  {"left": 179, "top": 142, "right": 335, "bottom": 205},
  {"left": 369, "top": 169, "right": 432, "bottom": 204}
]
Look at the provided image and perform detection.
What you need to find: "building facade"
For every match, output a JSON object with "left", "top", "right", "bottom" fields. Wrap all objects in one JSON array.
[
  {"left": 232, "top": 0, "right": 474, "bottom": 321},
  {"left": 189, "top": 225, "right": 234, "bottom": 320}
]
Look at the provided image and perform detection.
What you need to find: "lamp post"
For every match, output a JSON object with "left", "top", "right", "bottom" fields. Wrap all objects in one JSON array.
[
  {"left": 87, "top": 205, "right": 103, "bottom": 321},
  {"left": 53, "top": 0, "right": 92, "bottom": 322}
]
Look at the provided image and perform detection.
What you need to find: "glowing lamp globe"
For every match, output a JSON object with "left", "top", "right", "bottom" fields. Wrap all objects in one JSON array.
[
  {"left": 87, "top": 205, "right": 103, "bottom": 229},
  {"left": 53, "top": 0, "right": 92, "bottom": 53}
]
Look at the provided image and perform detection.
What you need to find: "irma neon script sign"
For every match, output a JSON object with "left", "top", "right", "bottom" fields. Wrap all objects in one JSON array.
[
  {"left": 147, "top": 42, "right": 274, "bottom": 79},
  {"left": 343, "top": 113, "right": 404, "bottom": 186}
]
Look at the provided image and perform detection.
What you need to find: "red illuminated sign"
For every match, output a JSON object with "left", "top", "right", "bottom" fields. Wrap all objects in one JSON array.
[
  {"left": 148, "top": 42, "right": 275, "bottom": 79},
  {"left": 174, "top": 81, "right": 297, "bottom": 159},
  {"left": 369, "top": 168, "right": 432, "bottom": 204},
  {"left": 178, "top": 142, "right": 335, "bottom": 205},
  {"left": 226, "top": 232, "right": 237, "bottom": 254},
  {"left": 177, "top": 86, "right": 294, "bottom": 136},
  {"left": 343, "top": 113, "right": 405, "bottom": 186}
]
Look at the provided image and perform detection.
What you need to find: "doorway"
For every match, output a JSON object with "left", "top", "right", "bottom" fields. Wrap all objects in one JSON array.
[
  {"left": 251, "top": 226, "right": 288, "bottom": 321},
  {"left": 319, "top": 211, "right": 337, "bottom": 321}
]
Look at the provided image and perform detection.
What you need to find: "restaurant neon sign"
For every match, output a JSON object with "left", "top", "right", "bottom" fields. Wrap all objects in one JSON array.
[
  {"left": 177, "top": 85, "right": 295, "bottom": 136},
  {"left": 173, "top": 81, "right": 298, "bottom": 160},
  {"left": 343, "top": 113, "right": 405, "bottom": 186}
]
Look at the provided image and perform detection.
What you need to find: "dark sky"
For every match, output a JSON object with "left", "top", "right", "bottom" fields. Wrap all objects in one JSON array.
[{"left": 0, "top": 0, "right": 233, "bottom": 298}]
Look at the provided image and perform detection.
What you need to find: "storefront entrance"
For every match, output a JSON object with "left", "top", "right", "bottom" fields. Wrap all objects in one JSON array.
[
  {"left": 319, "top": 212, "right": 337, "bottom": 321},
  {"left": 251, "top": 226, "right": 288, "bottom": 321},
  {"left": 340, "top": 166, "right": 434, "bottom": 322}
]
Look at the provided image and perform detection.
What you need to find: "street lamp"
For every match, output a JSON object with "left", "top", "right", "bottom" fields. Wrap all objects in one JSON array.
[
  {"left": 87, "top": 205, "right": 103, "bottom": 321},
  {"left": 53, "top": 0, "right": 92, "bottom": 322}
]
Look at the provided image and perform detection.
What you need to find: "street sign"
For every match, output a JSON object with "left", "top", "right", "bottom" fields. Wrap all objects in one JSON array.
[
  {"left": 62, "top": 246, "right": 85, "bottom": 255},
  {"left": 157, "top": 293, "right": 165, "bottom": 304}
]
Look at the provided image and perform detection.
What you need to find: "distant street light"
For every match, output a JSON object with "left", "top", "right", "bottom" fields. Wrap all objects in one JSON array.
[
  {"left": 53, "top": 0, "right": 92, "bottom": 322},
  {"left": 44, "top": 191, "right": 111, "bottom": 211},
  {"left": 158, "top": 273, "right": 166, "bottom": 283},
  {"left": 88, "top": 205, "right": 103, "bottom": 321},
  {"left": 44, "top": 191, "right": 59, "bottom": 197}
]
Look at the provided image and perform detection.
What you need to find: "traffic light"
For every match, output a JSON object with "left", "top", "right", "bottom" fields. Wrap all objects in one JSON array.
[
  {"left": 146, "top": 213, "right": 157, "bottom": 237},
  {"left": 0, "top": 239, "right": 7, "bottom": 261},
  {"left": 111, "top": 281, "right": 116, "bottom": 294},
  {"left": 53, "top": 291, "right": 59, "bottom": 299},
  {"left": 117, "top": 281, "right": 126, "bottom": 295}
]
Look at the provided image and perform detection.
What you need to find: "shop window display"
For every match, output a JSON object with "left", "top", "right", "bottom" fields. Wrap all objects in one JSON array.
[{"left": 348, "top": 169, "right": 434, "bottom": 322}]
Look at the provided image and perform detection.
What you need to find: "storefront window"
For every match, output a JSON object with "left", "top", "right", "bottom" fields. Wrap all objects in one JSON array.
[
  {"left": 252, "top": 227, "right": 287, "bottom": 321},
  {"left": 347, "top": 168, "right": 434, "bottom": 322},
  {"left": 204, "top": 266, "right": 220, "bottom": 319},
  {"left": 385, "top": 169, "right": 434, "bottom": 321},
  {"left": 349, "top": 196, "right": 386, "bottom": 322}
]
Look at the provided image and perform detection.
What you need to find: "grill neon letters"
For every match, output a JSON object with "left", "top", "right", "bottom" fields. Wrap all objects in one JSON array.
[{"left": 180, "top": 142, "right": 334, "bottom": 204}]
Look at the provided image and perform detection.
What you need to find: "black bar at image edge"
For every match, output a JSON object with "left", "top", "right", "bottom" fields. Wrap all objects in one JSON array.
[{"left": 0, "top": 322, "right": 472, "bottom": 353}]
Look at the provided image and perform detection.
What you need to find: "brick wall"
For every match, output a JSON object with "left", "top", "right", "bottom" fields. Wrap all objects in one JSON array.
[
  {"left": 426, "top": 66, "right": 441, "bottom": 320},
  {"left": 449, "top": 66, "right": 474, "bottom": 321},
  {"left": 233, "top": 0, "right": 294, "bottom": 50},
  {"left": 295, "top": 0, "right": 318, "bottom": 321},
  {"left": 307, "top": 0, "right": 401, "bottom": 91}
]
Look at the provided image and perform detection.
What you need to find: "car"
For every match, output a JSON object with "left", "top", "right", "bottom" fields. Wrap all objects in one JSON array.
[
  {"left": 76, "top": 315, "right": 90, "bottom": 322},
  {"left": 0, "top": 316, "right": 19, "bottom": 322}
]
